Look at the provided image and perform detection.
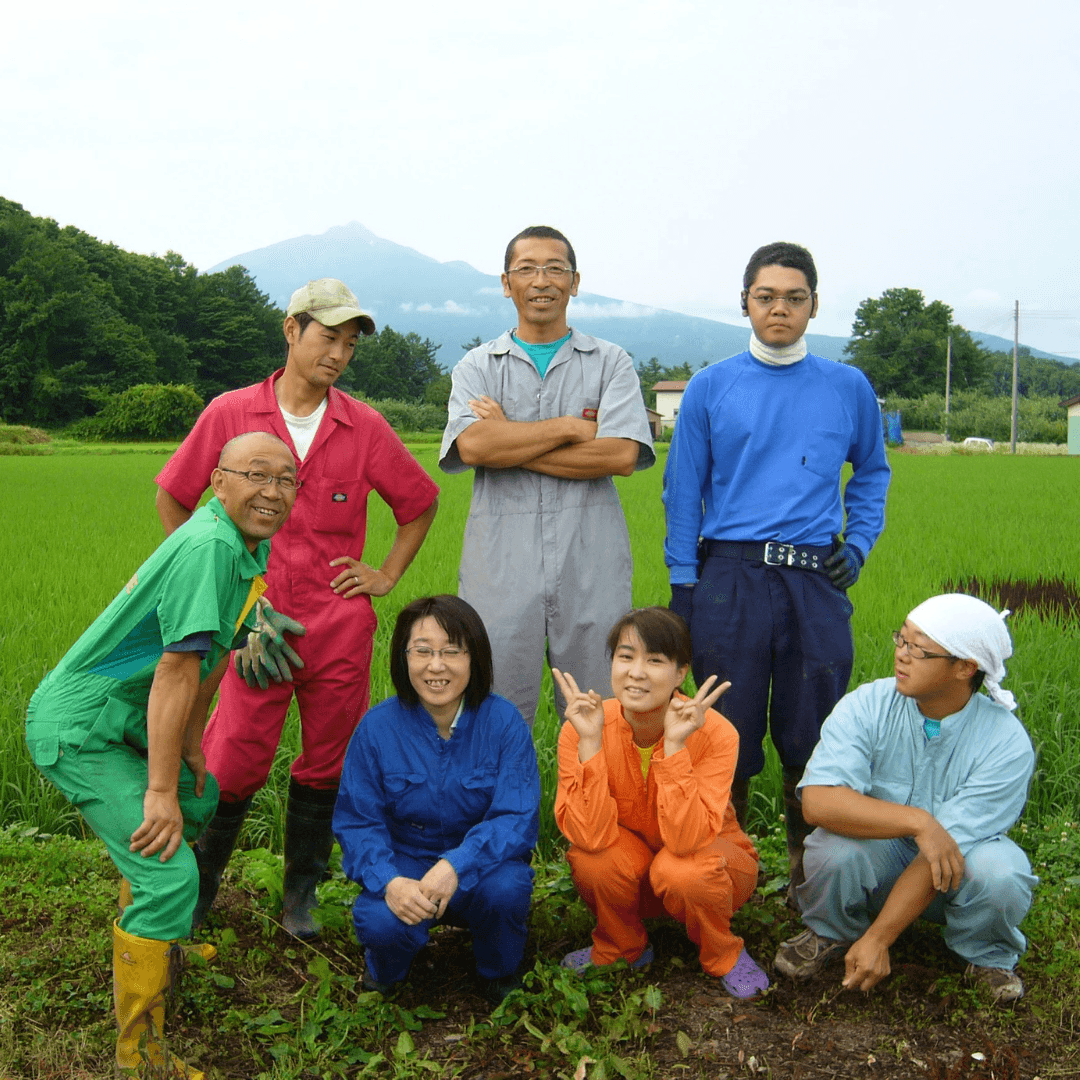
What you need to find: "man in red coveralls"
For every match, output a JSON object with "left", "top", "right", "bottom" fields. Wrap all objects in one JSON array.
[{"left": 155, "top": 278, "right": 439, "bottom": 939}]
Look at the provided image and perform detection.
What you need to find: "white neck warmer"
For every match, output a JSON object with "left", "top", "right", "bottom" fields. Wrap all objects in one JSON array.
[
  {"left": 906, "top": 594, "right": 1016, "bottom": 711},
  {"left": 748, "top": 332, "right": 807, "bottom": 366}
]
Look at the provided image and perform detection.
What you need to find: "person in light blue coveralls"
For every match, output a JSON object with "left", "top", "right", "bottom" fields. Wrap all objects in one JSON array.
[
  {"left": 663, "top": 241, "right": 890, "bottom": 898},
  {"left": 334, "top": 595, "right": 540, "bottom": 1007},
  {"left": 774, "top": 594, "right": 1036, "bottom": 1006}
]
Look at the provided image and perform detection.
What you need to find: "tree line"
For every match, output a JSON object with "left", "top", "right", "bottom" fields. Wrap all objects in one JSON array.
[
  {"left": 2, "top": 198, "right": 1075, "bottom": 437},
  {"left": 0, "top": 199, "right": 442, "bottom": 430},
  {"left": 843, "top": 286, "right": 1080, "bottom": 402}
]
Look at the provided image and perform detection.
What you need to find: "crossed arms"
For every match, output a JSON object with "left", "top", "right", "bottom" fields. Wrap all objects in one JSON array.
[{"left": 455, "top": 396, "right": 638, "bottom": 479}]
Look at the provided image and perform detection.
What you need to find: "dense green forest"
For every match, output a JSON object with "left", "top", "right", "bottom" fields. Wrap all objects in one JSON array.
[
  {"left": 1, "top": 198, "right": 1075, "bottom": 439},
  {"left": 0, "top": 199, "right": 442, "bottom": 433}
]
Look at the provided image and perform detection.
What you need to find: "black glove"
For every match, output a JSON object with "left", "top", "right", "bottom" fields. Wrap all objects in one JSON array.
[
  {"left": 823, "top": 539, "right": 864, "bottom": 590},
  {"left": 669, "top": 584, "right": 695, "bottom": 627}
]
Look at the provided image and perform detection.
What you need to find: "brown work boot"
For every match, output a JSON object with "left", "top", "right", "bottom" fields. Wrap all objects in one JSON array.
[
  {"left": 774, "top": 927, "right": 846, "bottom": 980},
  {"left": 965, "top": 963, "right": 1024, "bottom": 1004}
]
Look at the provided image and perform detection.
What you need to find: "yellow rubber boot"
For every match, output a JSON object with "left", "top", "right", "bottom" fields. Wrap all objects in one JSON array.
[
  {"left": 181, "top": 941, "right": 217, "bottom": 963},
  {"left": 113, "top": 919, "right": 204, "bottom": 1079},
  {"left": 118, "top": 873, "right": 216, "bottom": 961}
]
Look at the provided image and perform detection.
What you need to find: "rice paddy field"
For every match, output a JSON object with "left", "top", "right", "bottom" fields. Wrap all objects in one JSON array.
[
  {"left": 1, "top": 448, "right": 1078, "bottom": 850},
  {"left": 4, "top": 447, "right": 1080, "bottom": 1080}
]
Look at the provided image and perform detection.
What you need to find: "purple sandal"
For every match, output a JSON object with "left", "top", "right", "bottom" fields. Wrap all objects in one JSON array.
[
  {"left": 561, "top": 943, "right": 654, "bottom": 975},
  {"left": 720, "top": 948, "right": 770, "bottom": 999}
]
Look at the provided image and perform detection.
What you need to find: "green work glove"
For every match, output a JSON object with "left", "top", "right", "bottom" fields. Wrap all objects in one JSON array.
[{"left": 234, "top": 599, "right": 307, "bottom": 689}]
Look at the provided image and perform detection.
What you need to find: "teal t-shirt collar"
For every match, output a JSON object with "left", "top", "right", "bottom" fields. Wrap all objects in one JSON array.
[{"left": 512, "top": 330, "right": 572, "bottom": 378}]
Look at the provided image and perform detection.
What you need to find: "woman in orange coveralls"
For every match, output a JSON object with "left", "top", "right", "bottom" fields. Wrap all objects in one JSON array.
[{"left": 553, "top": 606, "right": 769, "bottom": 998}]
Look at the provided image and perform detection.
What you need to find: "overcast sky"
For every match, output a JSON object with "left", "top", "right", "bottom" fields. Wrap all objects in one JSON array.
[{"left": 5, "top": 0, "right": 1078, "bottom": 356}]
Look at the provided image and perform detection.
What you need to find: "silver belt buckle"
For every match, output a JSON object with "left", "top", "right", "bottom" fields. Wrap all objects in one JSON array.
[{"left": 763, "top": 542, "right": 794, "bottom": 566}]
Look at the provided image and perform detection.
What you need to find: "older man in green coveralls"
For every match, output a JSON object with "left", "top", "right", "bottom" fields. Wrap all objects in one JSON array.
[{"left": 25, "top": 431, "right": 297, "bottom": 1080}]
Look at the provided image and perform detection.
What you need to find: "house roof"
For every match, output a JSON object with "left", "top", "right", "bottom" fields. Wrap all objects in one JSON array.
[
  {"left": 1061, "top": 395, "right": 1080, "bottom": 408},
  {"left": 653, "top": 380, "right": 689, "bottom": 391}
]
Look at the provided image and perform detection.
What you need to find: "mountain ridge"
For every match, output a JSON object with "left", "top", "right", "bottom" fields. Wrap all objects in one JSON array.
[{"left": 210, "top": 223, "right": 1073, "bottom": 369}]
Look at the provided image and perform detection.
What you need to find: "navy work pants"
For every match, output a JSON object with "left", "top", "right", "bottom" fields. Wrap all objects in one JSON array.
[
  {"left": 687, "top": 555, "right": 853, "bottom": 780},
  {"left": 353, "top": 853, "right": 533, "bottom": 984}
]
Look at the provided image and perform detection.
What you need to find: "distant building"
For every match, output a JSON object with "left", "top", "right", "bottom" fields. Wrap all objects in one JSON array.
[
  {"left": 644, "top": 407, "right": 664, "bottom": 440},
  {"left": 1061, "top": 395, "right": 1080, "bottom": 455},
  {"left": 653, "top": 381, "right": 689, "bottom": 430}
]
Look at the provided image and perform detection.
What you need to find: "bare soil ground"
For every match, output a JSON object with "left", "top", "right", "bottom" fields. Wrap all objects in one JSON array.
[
  {"left": 185, "top": 884, "right": 1069, "bottom": 1080},
  {"left": 3, "top": 835, "right": 1076, "bottom": 1079}
]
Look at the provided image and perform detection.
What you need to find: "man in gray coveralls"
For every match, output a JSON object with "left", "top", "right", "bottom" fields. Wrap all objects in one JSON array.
[{"left": 439, "top": 225, "right": 655, "bottom": 726}]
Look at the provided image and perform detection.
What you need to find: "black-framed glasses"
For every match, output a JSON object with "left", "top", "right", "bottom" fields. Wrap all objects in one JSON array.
[
  {"left": 219, "top": 468, "right": 302, "bottom": 492},
  {"left": 406, "top": 646, "right": 469, "bottom": 661},
  {"left": 745, "top": 291, "right": 813, "bottom": 309},
  {"left": 507, "top": 264, "right": 575, "bottom": 280},
  {"left": 891, "top": 631, "right": 956, "bottom": 661}
]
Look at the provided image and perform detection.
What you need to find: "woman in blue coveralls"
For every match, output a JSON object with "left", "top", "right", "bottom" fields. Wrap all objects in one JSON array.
[{"left": 333, "top": 595, "right": 540, "bottom": 1004}]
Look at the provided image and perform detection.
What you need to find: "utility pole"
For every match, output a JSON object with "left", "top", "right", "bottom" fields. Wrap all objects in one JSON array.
[
  {"left": 1010, "top": 301, "right": 1019, "bottom": 454},
  {"left": 944, "top": 334, "right": 952, "bottom": 441}
]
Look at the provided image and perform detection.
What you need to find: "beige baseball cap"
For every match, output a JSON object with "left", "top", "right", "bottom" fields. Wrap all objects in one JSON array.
[{"left": 287, "top": 278, "right": 376, "bottom": 336}]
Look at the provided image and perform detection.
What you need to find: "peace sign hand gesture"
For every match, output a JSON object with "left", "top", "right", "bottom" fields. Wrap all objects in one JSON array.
[
  {"left": 663, "top": 675, "right": 731, "bottom": 757},
  {"left": 552, "top": 668, "right": 605, "bottom": 764}
]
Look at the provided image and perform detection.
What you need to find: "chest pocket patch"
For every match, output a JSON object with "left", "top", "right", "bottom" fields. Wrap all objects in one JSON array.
[{"left": 314, "top": 479, "right": 363, "bottom": 533}]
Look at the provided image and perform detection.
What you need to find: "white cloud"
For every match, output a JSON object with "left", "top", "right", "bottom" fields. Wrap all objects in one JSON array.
[
  {"left": 416, "top": 300, "right": 482, "bottom": 315},
  {"left": 399, "top": 302, "right": 413, "bottom": 312},
  {"left": 476, "top": 286, "right": 504, "bottom": 296},
  {"left": 568, "top": 300, "right": 658, "bottom": 319}
]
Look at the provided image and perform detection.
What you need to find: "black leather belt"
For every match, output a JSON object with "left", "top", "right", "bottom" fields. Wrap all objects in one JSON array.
[{"left": 704, "top": 540, "right": 832, "bottom": 573}]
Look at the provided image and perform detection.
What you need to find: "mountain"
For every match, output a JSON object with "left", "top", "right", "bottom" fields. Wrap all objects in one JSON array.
[
  {"left": 970, "top": 332, "right": 1070, "bottom": 362},
  {"left": 209, "top": 222, "right": 851, "bottom": 367},
  {"left": 211, "top": 223, "right": 1074, "bottom": 369}
]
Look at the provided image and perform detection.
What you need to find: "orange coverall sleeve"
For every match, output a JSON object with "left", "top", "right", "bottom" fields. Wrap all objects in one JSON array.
[
  {"left": 555, "top": 710, "right": 621, "bottom": 853},
  {"left": 651, "top": 708, "right": 738, "bottom": 857}
]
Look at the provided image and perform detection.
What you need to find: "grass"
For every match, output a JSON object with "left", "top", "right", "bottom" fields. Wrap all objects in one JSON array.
[
  {"left": 3, "top": 449, "right": 1080, "bottom": 840},
  {"left": 2, "top": 448, "right": 1080, "bottom": 1076},
  {"left": 3, "top": 814, "right": 1078, "bottom": 1078}
]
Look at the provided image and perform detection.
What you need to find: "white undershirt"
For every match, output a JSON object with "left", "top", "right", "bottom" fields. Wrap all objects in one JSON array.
[
  {"left": 279, "top": 398, "right": 327, "bottom": 461},
  {"left": 748, "top": 331, "right": 808, "bottom": 366}
]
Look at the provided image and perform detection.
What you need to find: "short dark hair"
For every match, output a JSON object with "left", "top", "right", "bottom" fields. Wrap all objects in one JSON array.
[
  {"left": 283, "top": 310, "right": 316, "bottom": 360},
  {"left": 389, "top": 595, "right": 494, "bottom": 711},
  {"left": 743, "top": 241, "right": 818, "bottom": 293},
  {"left": 606, "top": 607, "right": 692, "bottom": 669},
  {"left": 504, "top": 225, "right": 577, "bottom": 273},
  {"left": 969, "top": 668, "right": 986, "bottom": 692}
]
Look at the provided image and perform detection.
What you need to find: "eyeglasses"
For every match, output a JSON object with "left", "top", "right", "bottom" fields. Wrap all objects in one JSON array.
[
  {"left": 406, "top": 646, "right": 469, "bottom": 661},
  {"left": 745, "top": 291, "right": 813, "bottom": 309},
  {"left": 891, "top": 631, "right": 956, "bottom": 661},
  {"left": 507, "top": 264, "right": 575, "bottom": 280},
  {"left": 219, "top": 468, "right": 303, "bottom": 492}
]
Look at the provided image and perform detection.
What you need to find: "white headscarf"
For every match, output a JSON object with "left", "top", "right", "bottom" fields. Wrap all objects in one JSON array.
[{"left": 906, "top": 594, "right": 1016, "bottom": 711}]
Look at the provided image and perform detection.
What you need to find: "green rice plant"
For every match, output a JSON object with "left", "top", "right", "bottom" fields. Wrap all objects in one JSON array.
[{"left": 3, "top": 448, "right": 1079, "bottom": 848}]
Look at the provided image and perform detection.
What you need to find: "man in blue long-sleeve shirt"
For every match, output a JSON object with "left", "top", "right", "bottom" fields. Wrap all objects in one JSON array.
[{"left": 663, "top": 242, "right": 891, "bottom": 899}]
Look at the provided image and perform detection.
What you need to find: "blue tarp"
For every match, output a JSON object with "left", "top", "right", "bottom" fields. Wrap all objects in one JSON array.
[{"left": 884, "top": 411, "right": 903, "bottom": 446}]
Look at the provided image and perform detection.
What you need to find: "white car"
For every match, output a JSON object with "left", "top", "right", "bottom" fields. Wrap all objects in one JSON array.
[{"left": 962, "top": 437, "right": 995, "bottom": 450}]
